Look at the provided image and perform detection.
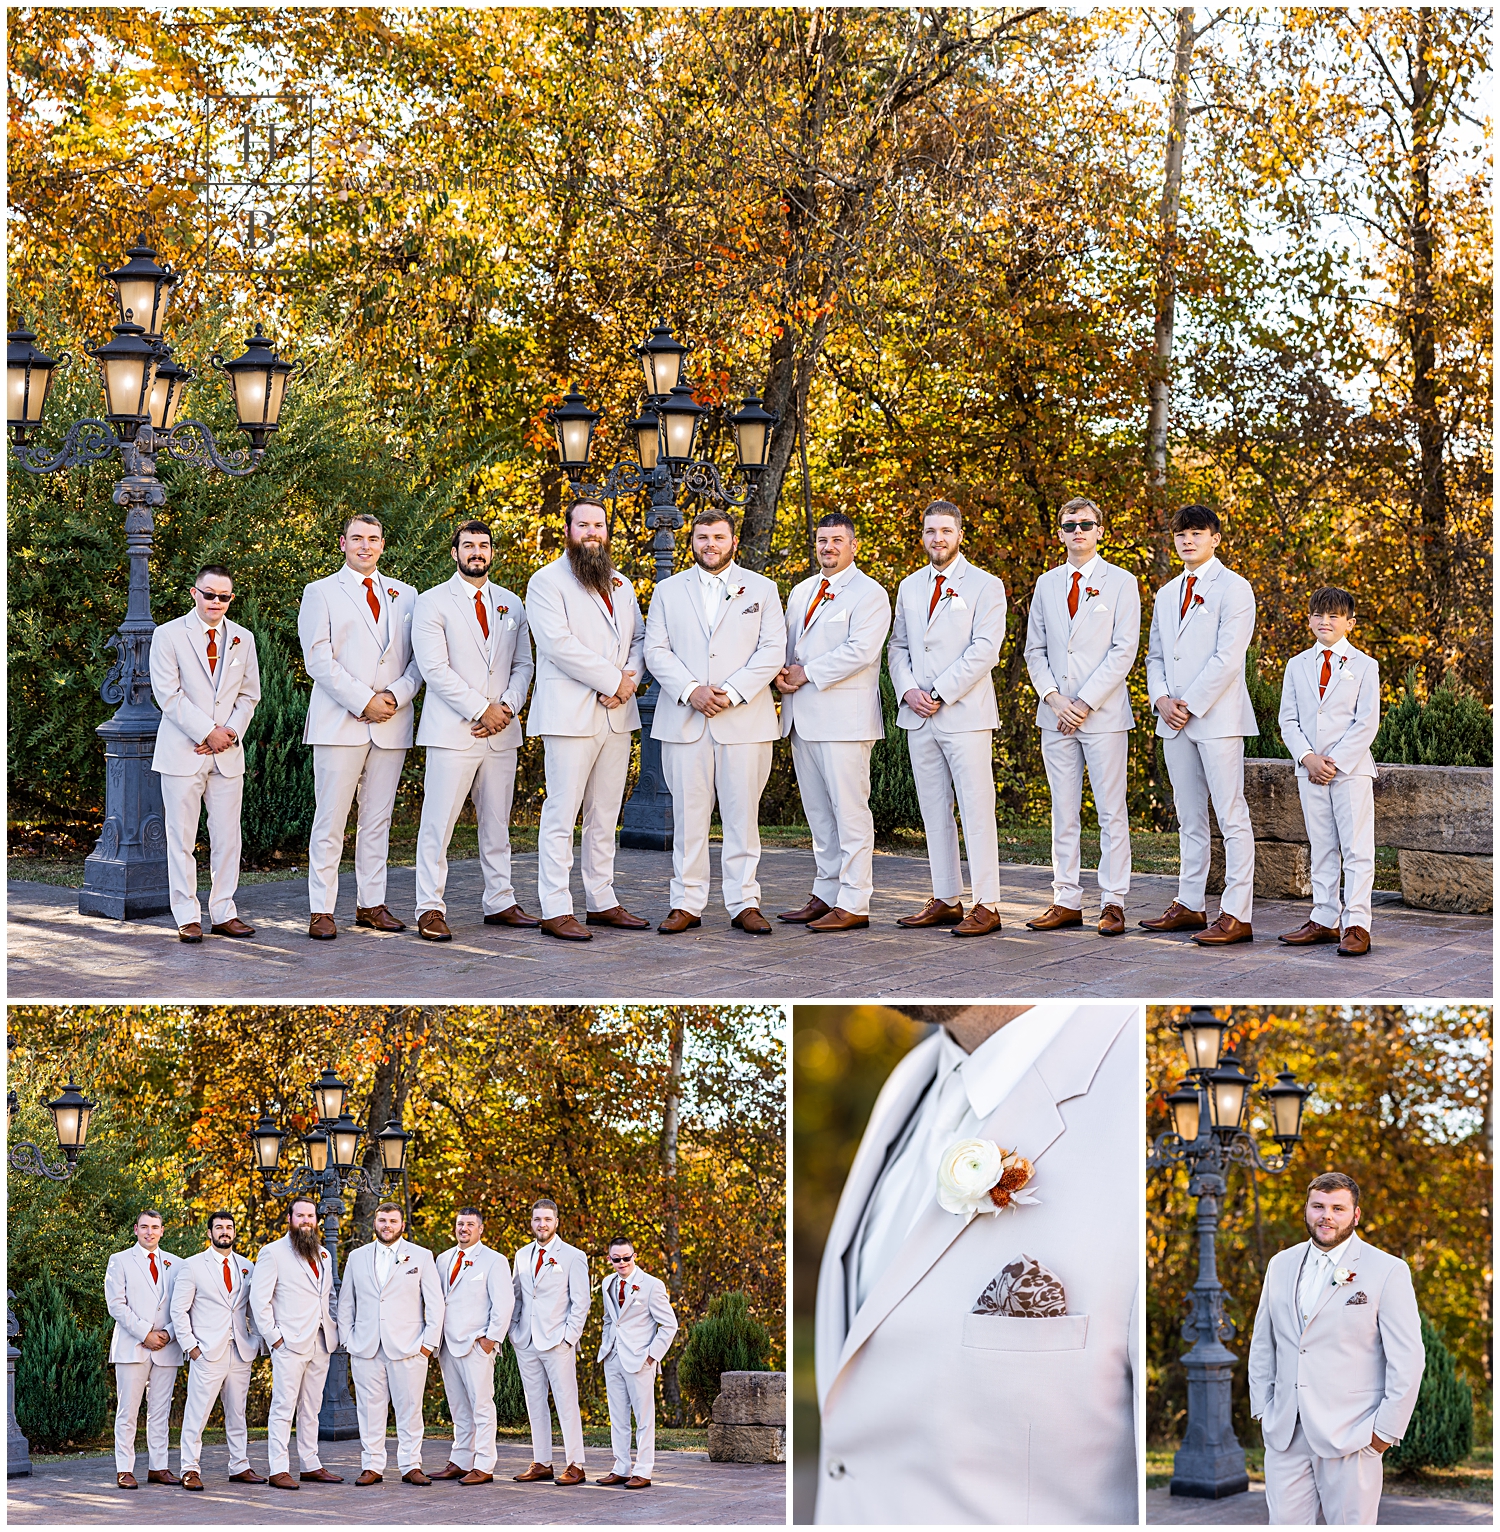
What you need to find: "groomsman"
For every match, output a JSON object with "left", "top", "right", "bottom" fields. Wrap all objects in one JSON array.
[
  {"left": 1142, "top": 504, "right": 1258, "bottom": 946},
  {"left": 299, "top": 512, "right": 422, "bottom": 940},
  {"left": 525, "top": 500, "right": 649, "bottom": 941},
  {"left": 149, "top": 565, "right": 261, "bottom": 942},
  {"left": 1023, "top": 498, "right": 1141, "bottom": 937},
  {"left": 411, "top": 520, "right": 538, "bottom": 940},
  {"left": 1249, "top": 1173, "right": 1424, "bottom": 1524},
  {"left": 888, "top": 501, "right": 1007, "bottom": 937},
  {"left": 170, "top": 1210, "right": 264, "bottom": 1489},
  {"left": 596, "top": 1236, "right": 679, "bottom": 1489},
  {"left": 510, "top": 1198, "right": 592, "bottom": 1485},
  {"left": 104, "top": 1209, "right": 183, "bottom": 1489},
  {"left": 644, "top": 508, "right": 787, "bottom": 933},
  {"left": 337, "top": 1202, "right": 445, "bottom": 1485},
  {"left": 432, "top": 1206, "right": 515, "bottom": 1485},
  {"left": 777, "top": 512, "right": 892, "bottom": 932},
  {"left": 250, "top": 1198, "right": 343, "bottom": 1490}
]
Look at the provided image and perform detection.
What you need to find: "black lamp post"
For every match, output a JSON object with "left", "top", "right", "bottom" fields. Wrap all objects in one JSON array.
[
  {"left": 9, "top": 234, "right": 298, "bottom": 921},
  {"left": 545, "top": 322, "right": 778, "bottom": 849},
  {"left": 1147, "top": 1007, "right": 1313, "bottom": 1499},
  {"left": 250, "top": 1067, "right": 412, "bottom": 1439}
]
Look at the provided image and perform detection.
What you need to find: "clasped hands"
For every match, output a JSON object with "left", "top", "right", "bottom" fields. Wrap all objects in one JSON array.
[
  {"left": 598, "top": 669, "right": 638, "bottom": 710},
  {"left": 470, "top": 702, "right": 514, "bottom": 739},
  {"left": 361, "top": 689, "right": 400, "bottom": 724},
  {"left": 903, "top": 687, "right": 941, "bottom": 719},
  {"left": 690, "top": 684, "right": 734, "bottom": 717},
  {"left": 1302, "top": 751, "right": 1339, "bottom": 786},
  {"left": 143, "top": 1328, "right": 171, "bottom": 1351},
  {"left": 194, "top": 726, "right": 237, "bottom": 756},
  {"left": 775, "top": 663, "right": 808, "bottom": 693},
  {"left": 1046, "top": 691, "right": 1092, "bottom": 735},
  {"left": 1155, "top": 695, "right": 1192, "bottom": 731}
]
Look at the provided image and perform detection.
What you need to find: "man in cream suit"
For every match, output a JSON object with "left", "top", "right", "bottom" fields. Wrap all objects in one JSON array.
[
  {"left": 1023, "top": 498, "right": 1141, "bottom": 938},
  {"left": 250, "top": 1197, "right": 343, "bottom": 1490},
  {"left": 104, "top": 1209, "right": 183, "bottom": 1489},
  {"left": 337, "top": 1202, "right": 445, "bottom": 1485},
  {"left": 170, "top": 1210, "right": 264, "bottom": 1489},
  {"left": 510, "top": 1198, "right": 593, "bottom": 1485},
  {"left": 299, "top": 512, "right": 422, "bottom": 940},
  {"left": 596, "top": 1236, "right": 680, "bottom": 1489},
  {"left": 814, "top": 1004, "right": 1140, "bottom": 1525},
  {"left": 777, "top": 511, "right": 893, "bottom": 932},
  {"left": 411, "top": 520, "right": 538, "bottom": 940},
  {"left": 1142, "top": 504, "right": 1259, "bottom": 946},
  {"left": 888, "top": 501, "right": 1007, "bottom": 938},
  {"left": 644, "top": 508, "right": 787, "bottom": 934},
  {"left": 149, "top": 565, "right": 261, "bottom": 943},
  {"left": 1249, "top": 1173, "right": 1424, "bottom": 1524},
  {"left": 525, "top": 500, "right": 650, "bottom": 941},
  {"left": 431, "top": 1206, "right": 515, "bottom": 1485}
]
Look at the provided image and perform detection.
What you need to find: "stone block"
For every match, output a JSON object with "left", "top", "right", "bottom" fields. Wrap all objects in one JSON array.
[
  {"left": 711, "top": 1370, "right": 787, "bottom": 1425},
  {"left": 1397, "top": 851, "right": 1493, "bottom": 915},
  {"left": 1205, "top": 837, "right": 1310, "bottom": 900},
  {"left": 707, "top": 1423, "right": 786, "bottom": 1463}
]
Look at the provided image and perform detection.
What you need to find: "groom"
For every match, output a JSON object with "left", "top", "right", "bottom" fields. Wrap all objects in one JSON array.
[{"left": 1248, "top": 1173, "right": 1424, "bottom": 1525}]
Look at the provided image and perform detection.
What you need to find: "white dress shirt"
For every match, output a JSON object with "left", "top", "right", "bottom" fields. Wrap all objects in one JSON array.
[
  {"left": 853, "top": 1003, "right": 1075, "bottom": 1310},
  {"left": 342, "top": 563, "right": 390, "bottom": 647},
  {"left": 375, "top": 1239, "right": 397, "bottom": 1288},
  {"left": 675, "top": 562, "right": 746, "bottom": 707},
  {"left": 1298, "top": 1235, "right": 1354, "bottom": 1327}
]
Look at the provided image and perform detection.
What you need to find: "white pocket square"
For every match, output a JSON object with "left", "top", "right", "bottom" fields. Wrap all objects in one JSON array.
[{"left": 827, "top": 610, "right": 850, "bottom": 623}]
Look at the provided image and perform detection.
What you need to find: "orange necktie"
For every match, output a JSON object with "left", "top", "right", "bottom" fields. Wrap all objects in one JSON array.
[
  {"left": 222, "top": 1257, "right": 233, "bottom": 1294},
  {"left": 618, "top": 1278, "right": 626, "bottom": 1305},
  {"left": 363, "top": 576, "right": 382, "bottom": 623},
  {"left": 206, "top": 627, "right": 218, "bottom": 674},
  {"left": 1319, "top": 649, "right": 1333, "bottom": 699},
  {"left": 451, "top": 1251, "right": 465, "bottom": 1285},
  {"left": 804, "top": 578, "right": 831, "bottom": 628},
  {"left": 1179, "top": 573, "right": 1196, "bottom": 620},
  {"left": 1067, "top": 570, "right": 1080, "bottom": 620},
  {"left": 308, "top": 1256, "right": 321, "bottom": 1281},
  {"left": 534, "top": 1245, "right": 545, "bottom": 1277},
  {"left": 474, "top": 590, "right": 490, "bottom": 640},
  {"left": 928, "top": 573, "right": 946, "bottom": 619}
]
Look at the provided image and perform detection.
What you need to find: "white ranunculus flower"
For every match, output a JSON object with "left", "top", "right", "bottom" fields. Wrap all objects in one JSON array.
[{"left": 936, "top": 1137, "right": 1003, "bottom": 1215}]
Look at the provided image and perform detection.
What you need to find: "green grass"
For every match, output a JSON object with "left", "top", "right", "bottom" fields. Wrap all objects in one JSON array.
[{"left": 1146, "top": 1444, "right": 1492, "bottom": 1503}]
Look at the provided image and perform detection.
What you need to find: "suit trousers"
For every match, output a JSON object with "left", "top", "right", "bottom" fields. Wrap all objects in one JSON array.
[
  {"left": 438, "top": 1341, "right": 499, "bottom": 1472},
  {"left": 661, "top": 735, "right": 774, "bottom": 916},
  {"left": 350, "top": 1351, "right": 430, "bottom": 1472},
  {"left": 160, "top": 762, "right": 243, "bottom": 928},
  {"left": 1298, "top": 775, "right": 1375, "bottom": 931},
  {"left": 308, "top": 742, "right": 407, "bottom": 912},
  {"left": 415, "top": 743, "right": 519, "bottom": 916},
  {"left": 179, "top": 1349, "right": 253, "bottom": 1474},
  {"left": 603, "top": 1351, "right": 657, "bottom": 1478},
  {"left": 266, "top": 1341, "right": 330, "bottom": 1476},
  {"left": 1162, "top": 733, "right": 1255, "bottom": 922},
  {"left": 907, "top": 725, "right": 1001, "bottom": 908},
  {"left": 790, "top": 731, "right": 876, "bottom": 915},
  {"left": 1040, "top": 728, "right": 1132, "bottom": 909},
  {"left": 112, "top": 1359, "right": 178, "bottom": 1474},
  {"left": 1264, "top": 1418, "right": 1384, "bottom": 1525},
  {"left": 536, "top": 729, "right": 632, "bottom": 919},
  {"left": 514, "top": 1338, "right": 586, "bottom": 1466}
]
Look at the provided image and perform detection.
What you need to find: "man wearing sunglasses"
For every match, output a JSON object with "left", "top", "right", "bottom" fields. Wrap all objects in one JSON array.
[
  {"left": 595, "top": 1236, "right": 678, "bottom": 1489},
  {"left": 1023, "top": 498, "right": 1140, "bottom": 937},
  {"left": 149, "top": 565, "right": 261, "bottom": 942}
]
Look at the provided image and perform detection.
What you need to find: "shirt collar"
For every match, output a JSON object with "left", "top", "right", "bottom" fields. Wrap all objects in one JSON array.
[
  {"left": 136, "top": 1243, "right": 161, "bottom": 1259},
  {"left": 343, "top": 563, "right": 384, "bottom": 590},
  {"left": 1308, "top": 1234, "right": 1353, "bottom": 1268},
  {"left": 819, "top": 561, "right": 858, "bottom": 593},
  {"left": 1182, "top": 555, "right": 1220, "bottom": 584},
  {"left": 1320, "top": 636, "right": 1353, "bottom": 658},
  {"left": 1064, "top": 553, "right": 1101, "bottom": 583},
  {"left": 927, "top": 553, "right": 967, "bottom": 588},
  {"left": 945, "top": 1003, "right": 1077, "bottom": 1122},
  {"left": 698, "top": 560, "right": 738, "bottom": 591},
  {"left": 191, "top": 610, "right": 225, "bottom": 636}
]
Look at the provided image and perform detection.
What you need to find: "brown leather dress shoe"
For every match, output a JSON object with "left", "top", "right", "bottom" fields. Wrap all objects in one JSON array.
[
  {"left": 778, "top": 895, "right": 832, "bottom": 924},
  {"left": 1139, "top": 901, "right": 1209, "bottom": 932},
  {"left": 117, "top": 1473, "right": 139, "bottom": 1490},
  {"left": 181, "top": 1471, "right": 204, "bottom": 1491},
  {"left": 211, "top": 917, "right": 255, "bottom": 937},
  {"left": 1025, "top": 904, "right": 1083, "bottom": 931},
  {"left": 354, "top": 1470, "right": 383, "bottom": 1486},
  {"left": 658, "top": 908, "right": 702, "bottom": 933},
  {"left": 459, "top": 1470, "right": 493, "bottom": 1485},
  {"left": 514, "top": 1461, "right": 554, "bottom": 1482},
  {"left": 597, "top": 1472, "right": 629, "bottom": 1486},
  {"left": 1098, "top": 904, "right": 1126, "bottom": 936},
  {"left": 586, "top": 905, "right": 651, "bottom": 929},
  {"left": 807, "top": 907, "right": 869, "bottom": 932},
  {"left": 429, "top": 1462, "right": 466, "bottom": 1481},
  {"left": 625, "top": 1476, "right": 651, "bottom": 1488},
  {"left": 402, "top": 1468, "right": 432, "bottom": 1485},
  {"left": 267, "top": 1472, "right": 300, "bottom": 1490},
  {"left": 356, "top": 903, "right": 406, "bottom": 932},
  {"left": 896, "top": 897, "right": 964, "bottom": 928},
  {"left": 178, "top": 923, "right": 203, "bottom": 943},
  {"left": 148, "top": 1469, "right": 182, "bottom": 1485},
  {"left": 1337, "top": 925, "right": 1371, "bottom": 956},
  {"left": 484, "top": 904, "right": 541, "bottom": 927},
  {"left": 731, "top": 907, "right": 772, "bottom": 933},
  {"left": 1193, "top": 913, "right": 1254, "bottom": 946},
  {"left": 1279, "top": 919, "right": 1340, "bottom": 945},
  {"left": 952, "top": 904, "right": 1002, "bottom": 937},
  {"left": 229, "top": 1469, "right": 267, "bottom": 1483},
  {"left": 301, "top": 1467, "right": 344, "bottom": 1483},
  {"left": 308, "top": 913, "right": 337, "bottom": 940},
  {"left": 539, "top": 914, "right": 592, "bottom": 942},
  {"left": 417, "top": 910, "right": 453, "bottom": 941},
  {"left": 556, "top": 1464, "right": 586, "bottom": 1486}
]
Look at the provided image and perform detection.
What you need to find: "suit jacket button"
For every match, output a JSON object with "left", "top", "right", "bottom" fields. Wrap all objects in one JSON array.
[{"left": 827, "top": 1458, "right": 846, "bottom": 1479}]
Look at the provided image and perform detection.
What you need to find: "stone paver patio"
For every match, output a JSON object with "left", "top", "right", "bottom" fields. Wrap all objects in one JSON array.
[
  {"left": 1146, "top": 1485, "right": 1490, "bottom": 1524},
  {"left": 8, "top": 847, "right": 1488, "bottom": 1000}
]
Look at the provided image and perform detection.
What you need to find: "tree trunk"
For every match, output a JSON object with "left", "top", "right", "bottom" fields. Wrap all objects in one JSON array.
[
  {"left": 350, "top": 1006, "right": 430, "bottom": 1246},
  {"left": 659, "top": 1012, "right": 687, "bottom": 1424}
]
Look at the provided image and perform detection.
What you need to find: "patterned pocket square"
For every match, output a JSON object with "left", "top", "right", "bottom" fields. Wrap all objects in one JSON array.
[
  {"left": 1346, "top": 1290, "right": 1368, "bottom": 1305},
  {"left": 742, "top": 602, "right": 760, "bottom": 614},
  {"left": 972, "top": 1253, "right": 1067, "bottom": 1317}
]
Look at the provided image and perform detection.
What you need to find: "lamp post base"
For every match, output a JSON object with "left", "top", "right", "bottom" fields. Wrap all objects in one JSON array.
[
  {"left": 318, "top": 1349, "right": 361, "bottom": 1439},
  {"left": 77, "top": 713, "right": 171, "bottom": 920},
  {"left": 8, "top": 1295, "right": 32, "bottom": 1478},
  {"left": 619, "top": 682, "right": 674, "bottom": 851},
  {"left": 1169, "top": 1353, "right": 1248, "bottom": 1498}
]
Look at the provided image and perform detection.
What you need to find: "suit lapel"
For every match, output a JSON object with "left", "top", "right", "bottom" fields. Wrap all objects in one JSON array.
[
  {"left": 925, "top": 561, "right": 956, "bottom": 633},
  {"left": 451, "top": 577, "right": 491, "bottom": 670},
  {"left": 1303, "top": 1233, "right": 1361, "bottom": 1332},
  {"left": 339, "top": 568, "right": 383, "bottom": 645},
  {"left": 184, "top": 616, "right": 216, "bottom": 686},
  {"left": 708, "top": 569, "right": 740, "bottom": 636}
]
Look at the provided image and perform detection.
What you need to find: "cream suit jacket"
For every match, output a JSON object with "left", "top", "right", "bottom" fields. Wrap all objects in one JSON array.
[
  {"left": 814, "top": 1007, "right": 1140, "bottom": 1525},
  {"left": 780, "top": 567, "right": 892, "bottom": 742},
  {"left": 524, "top": 556, "right": 645, "bottom": 738},
  {"left": 509, "top": 1237, "right": 592, "bottom": 1351},
  {"left": 1248, "top": 1232, "right": 1424, "bottom": 1458},
  {"left": 298, "top": 565, "right": 422, "bottom": 747},
  {"left": 337, "top": 1237, "right": 445, "bottom": 1360},
  {"left": 1279, "top": 644, "right": 1380, "bottom": 781},
  {"left": 437, "top": 1241, "right": 515, "bottom": 1357},
  {"left": 105, "top": 1245, "right": 184, "bottom": 1365},
  {"left": 1024, "top": 560, "right": 1140, "bottom": 734},
  {"left": 1145, "top": 558, "right": 1258, "bottom": 739},
  {"left": 413, "top": 573, "right": 533, "bottom": 751},
  {"left": 149, "top": 614, "right": 261, "bottom": 777},
  {"left": 169, "top": 1246, "right": 260, "bottom": 1364},
  {"left": 644, "top": 566, "right": 786, "bottom": 744},
  {"left": 888, "top": 556, "right": 1006, "bottom": 735},
  {"left": 597, "top": 1267, "right": 679, "bottom": 1372},
  {"left": 250, "top": 1234, "right": 338, "bottom": 1357}
]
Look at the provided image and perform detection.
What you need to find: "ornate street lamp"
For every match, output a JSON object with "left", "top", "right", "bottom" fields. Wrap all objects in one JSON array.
[
  {"left": 8, "top": 234, "right": 297, "bottom": 922},
  {"left": 1148, "top": 1011, "right": 1313, "bottom": 1500}
]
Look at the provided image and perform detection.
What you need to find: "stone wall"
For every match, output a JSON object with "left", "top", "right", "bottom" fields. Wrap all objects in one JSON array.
[{"left": 707, "top": 1370, "right": 786, "bottom": 1464}]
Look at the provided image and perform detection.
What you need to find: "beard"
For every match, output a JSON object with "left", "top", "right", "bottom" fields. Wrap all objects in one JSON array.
[
  {"left": 693, "top": 544, "right": 734, "bottom": 573},
  {"left": 376, "top": 1228, "right": 402, "bottom": 1245},
  {"left": 567, "top": 534, "right": 616, "bottom": 597},
  {"left": 289, "top": 1223, "right": 321, "bottom": 1262},
  {"left": 459, "top": 552, "right": 492, "bottom": 577},
  {"left": 886, "top": 1004, "right": 968, "bottom": 1027},
  {"left": 210, "top": 1232, "right": 235, "bottom": 1251},
  {"left": 1306, "top": 1210, "right": 1354, "bottom": 1249}
]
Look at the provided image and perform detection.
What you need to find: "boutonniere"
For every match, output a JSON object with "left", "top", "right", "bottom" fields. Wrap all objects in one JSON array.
[
  {"left": 163, "top": 1259, "right": 173, "bottom": 1268},
  {"left": 937, "top": 1139, "right": 1039, "bottom": 1223},
  {"left": 611, "top": 575, "right": 624, "bottom": 589},
  {"left": 939, "top": 587, "right": 958, "bottom": 602},
  {"left": 1084, "top": 587, "right": 1100, "bottom": 601},
  {"left": 386, "top": 586, "right": 399, "bottom": 599},
  {"left": 546, "top": 1255, "right": 558, "bottom": 1268},
  {"left": 495, "top": 604, "right": 509, "bottom": 617},
  {"left": 1337, "top": 654, "right": 1348, "bottom": 670},
  {"left": 463, "top": 1259, "right": 474, "bottom": 1270},
  {"left": 1333, "top": 1267, "right": 1356, "bottom": 1286},
  {"left": 630, "top": 1283, "right": 640, "bottom": 1293},
  {"left": 729, "top": 584, "right": 746, "bottom": 599},
  {"left": 230, "top": 635, "right": 241, "bottom": 648},
  {"left": 1191, "top": 592, "right": 1205, "bottom": 608}
]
